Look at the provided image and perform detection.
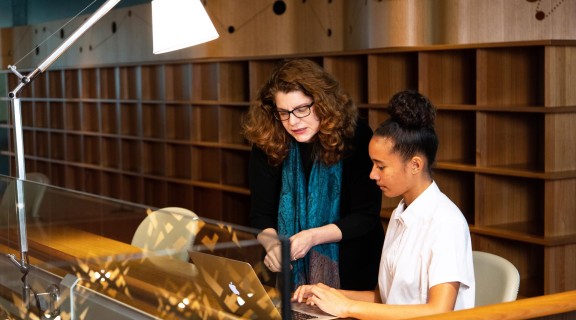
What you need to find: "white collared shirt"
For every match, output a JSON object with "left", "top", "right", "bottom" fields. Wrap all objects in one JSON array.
[{"left": 378, "top": 181, "right": 475, "bottom": 310}]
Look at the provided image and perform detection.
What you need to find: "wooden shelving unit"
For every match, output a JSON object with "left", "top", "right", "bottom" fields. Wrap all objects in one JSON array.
[{"left": 1, "top": 40, "right": 575, "bottom": 297}]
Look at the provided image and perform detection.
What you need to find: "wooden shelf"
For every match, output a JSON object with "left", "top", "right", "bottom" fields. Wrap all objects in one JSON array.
[{"left": 1, "top": 40, "right": 575, "bottom": 298}]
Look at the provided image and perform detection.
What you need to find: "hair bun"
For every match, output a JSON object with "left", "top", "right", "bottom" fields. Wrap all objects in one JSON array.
[{"left": 387, "top": 90, "right": 435, "bottom": 129}]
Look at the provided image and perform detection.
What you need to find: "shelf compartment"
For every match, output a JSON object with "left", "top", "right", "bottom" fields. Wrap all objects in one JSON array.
[
  {"left": 434, "top": 169, "right": 475, "bottom": 224},
  {"left": 49, "top": 163, "right": 64, "bottom": 187},
  {"left": 191, "top": 105, "right": 219, "bottom": 142},
  {"left": 23, "top": 130, "right": 34, "bottom": 157},
  {"left": 35, "top": 102, "right": 49, "bottom": 128},
  {"left": 367, "top": 108, "right": 389, "bottom": 132},
  {"left": 471, "top": 234, "right": 544, "bottom": 298},
  {"left": 49, "top": 102, "right": 65, "bottom": 130},
  {"left": 221, "top": 149, "right": 249, "bottom": 188},
  {"left": 165, "top": 104, "right": 190, "bottom": 140},
  {"left": 436, "top": 110, "right": 476, "bottom": 164},
  {"left": 192, "top": 62, "right": 218, "bottom": 101},
  {"left": 65, "top": 134, "right": 82, "bottom": 162},
  {"left": 82, "top": 103, "right": 100, "bottom": 132},
  {"left": 190, "top": 187, "right": 222, "bottom": 220},
  {"left": 101, "top": 172, "right": 122, "bottom": 199},
  {"left": 142, "top": 141, "right": 165, "bottom": 175},
  {"left": 31, "top": 74, "right": 47, "bottom": 98},
  {"left": 120, "top": 139, "right": 141, "bottom": 172},
  {"left": 83, "top": 135, "right": 100, "bottom": 165},
  {"left": 5, "top": 72, "right": 18, "bottom": 95},
  {"left": 101, "top": 102, "right": 118, "bottom": 134},
  {"left": 249, "top": 59, "right": 281, "bottom": 101},
  {"left": 47, "top": 70, "right": 63, "bottom": 98},
  {"left": 84, "top": 168, "right": 101, "bottom": 194},
  {"left": 368, "top": 52, "right": 418, "bottom": 104},
  {"left": 119, "top": 66, "right": 139, "bottom": 100},
  {"left": 143, "top": 178, "right": 167, "bottom": 208},
  {"left": 64, "top": 69, "right": 79, "bottom": 99},
  {"left": 165, "top": 143, "right": 192, "bottom": 179},
  {"left": 99, "top": 67, "right": 117, "bottom": 99},
  {"left": 221, "top": 191, "right": 250, "bottom": 226},
  {"left": 475, "top": 174, "right": 544, "bottom": 236},
  {"left": 140, "top": 65, "right": 163, "bottom": 101},
  {"left": 419, "top": 50, "right": 476, "bottom": 105},
  {"left": 164, "top": 63, "right": 191, "bottom": 101},
  {"left": 101, "top": 137, "right": 120, "bottom": 169},
  {"left": 165, "top": 182, "right": 195, "bottom": 210},
  {"left": 120, "top": 103, "right": 139, "bottom": 136},
  {"left": 50, "top": 133, "right": 65, "bottom": 160},
  {"left": 477, "top": 112, "right": 544, "bottom": 170},
  {"left": 219, "top": 105, "right": 247, "bottom": 145},
  {"left": 477, "top": 47, "right": 544, "bottom": 106},
  {"left": 142, "top": 103, "right": 164, "bottom": 138},
  {"left": 121, "top": 174, "right": 143, "bottom": 204},
  {"left": 65, "top": 102, "right": 82, "bottom": 131},
  {"left": 36, "top": 131, "right": 49, "bottom": 158},
  {"left": 218, "top": 61, "right": 249, "bottom": 102},
  {"left": 23, "top": 159, "right": 34, "bottom": 173},
  {"left": 33, "top": 161, "right": 48, "bottom": 178},
  {"left": 80, "top": 68, "right": 98, "bottom": 99},
  {"left": 324, "top": 55, "right": 368, "bottom": 104},
  {"left": 21, "top": 101, "right": 34, "bottom": 127},
  {"left": 191, "top": 146, "right": 221, "bottom": 184},
  {"left": 64, "top": 166, "right": 84, "bottom": 190}
]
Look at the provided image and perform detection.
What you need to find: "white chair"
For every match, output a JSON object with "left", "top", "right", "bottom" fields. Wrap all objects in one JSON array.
[
  {"left": 473, "top": 251, "right": 520, "bottom": 307},
  {"left": 0, "top": 172, "right": 50, "bottom": 221},
  {"left": 131, "top": 207, "right": 200, "bottom": 261}
]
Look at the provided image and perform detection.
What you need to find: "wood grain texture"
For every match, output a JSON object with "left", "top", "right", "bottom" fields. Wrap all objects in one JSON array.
[{"left": 408, "top": 290, "right": 576, "bottom": 320}]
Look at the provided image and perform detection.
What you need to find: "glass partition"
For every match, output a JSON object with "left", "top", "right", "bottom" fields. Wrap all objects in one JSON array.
[{"left": 0, "top": 174, "right": 292, "bottom": 319}]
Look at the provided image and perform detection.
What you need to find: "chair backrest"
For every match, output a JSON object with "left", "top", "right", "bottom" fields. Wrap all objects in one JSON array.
[
  {"left": 473, "top": 251, "right": 520, "bottom": 307},
  {"left": 131, "top": 207, "right": 200, "bottom": 261},
  {"left": 0, "top": 172, "right": 50, "bottom": 221},
  {"left": 27, "top": 172, "right": 50, "bottom": 185}
]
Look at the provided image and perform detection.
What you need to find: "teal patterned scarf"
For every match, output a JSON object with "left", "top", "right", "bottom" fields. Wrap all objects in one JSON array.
[{"left": 278, "top": 140, "right": 342, "bottom": 289}]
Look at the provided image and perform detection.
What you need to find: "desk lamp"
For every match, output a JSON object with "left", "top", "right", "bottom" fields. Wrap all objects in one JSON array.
[{"left": 5, "top": 0, "right": 218, "bottom": 315}]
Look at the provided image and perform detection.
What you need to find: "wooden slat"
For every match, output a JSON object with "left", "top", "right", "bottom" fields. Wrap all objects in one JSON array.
[{"left": 408, "top": 290, "right": 576, "bottom": 320}]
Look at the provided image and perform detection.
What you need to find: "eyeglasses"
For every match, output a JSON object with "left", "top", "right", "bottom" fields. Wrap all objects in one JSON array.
[{"left": 272, "top": 102, "right": 314, "bottom": 121}]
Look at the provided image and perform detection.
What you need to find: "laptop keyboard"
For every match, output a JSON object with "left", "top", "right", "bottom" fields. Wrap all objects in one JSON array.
[{"left": 292, "top": 310, "right": 319, "bottom": 320}]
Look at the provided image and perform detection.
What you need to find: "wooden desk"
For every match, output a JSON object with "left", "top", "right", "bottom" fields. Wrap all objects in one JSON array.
[
  {"left": 0, "top": 225, "right": 239, "bottom": 319},
  {"left": 407, "top": 290, "right": 576, "bottom": 320}
]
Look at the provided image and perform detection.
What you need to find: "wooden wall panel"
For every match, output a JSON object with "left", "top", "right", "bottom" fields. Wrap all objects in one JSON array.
[{"left": 2, "top": 0, "right": 576, "bottom": 69}]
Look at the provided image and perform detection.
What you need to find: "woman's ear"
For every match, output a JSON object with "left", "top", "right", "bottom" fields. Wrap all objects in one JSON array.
[{"left": 410, "top": 156, "right": 425, "bottom": 175}]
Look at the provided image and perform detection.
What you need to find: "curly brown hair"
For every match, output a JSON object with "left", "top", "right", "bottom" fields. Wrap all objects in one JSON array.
[{"left": 242, "top": 58, "right": 358, "bottom": 166}]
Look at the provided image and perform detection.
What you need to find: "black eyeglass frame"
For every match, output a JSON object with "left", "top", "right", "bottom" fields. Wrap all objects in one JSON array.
[{"left": 272, "top": 102, "right": 314, "bottom": 121}]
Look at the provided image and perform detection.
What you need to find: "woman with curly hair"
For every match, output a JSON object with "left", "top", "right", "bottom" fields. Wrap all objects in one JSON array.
[
  {"left": 292, "top": 90, "right": 475, "bottom": 319},
  {"left": 242, "top": 58, "right": 384, "bottom": 291}
]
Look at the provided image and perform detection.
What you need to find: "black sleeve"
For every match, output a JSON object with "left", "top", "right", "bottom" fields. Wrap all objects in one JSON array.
[
  {"left": 334, "top": 120, "right": 383, "bottom": 241},
  {"left": 248, "top": 145, "right": 282, "bottom": 230}
]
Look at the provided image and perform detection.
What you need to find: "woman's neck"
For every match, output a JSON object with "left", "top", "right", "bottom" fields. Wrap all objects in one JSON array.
[{"left": 403, "top": 178, "right": 433, "bottom": 208}]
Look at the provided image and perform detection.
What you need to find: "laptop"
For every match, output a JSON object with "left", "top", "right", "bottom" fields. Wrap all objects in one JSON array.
[{"left": 189, "top": 251, "right": 338, "bottom": 319}]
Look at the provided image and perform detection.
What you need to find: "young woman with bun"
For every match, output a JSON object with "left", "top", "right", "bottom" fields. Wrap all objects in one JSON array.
[{"left": 292, "top": 90, "right": 475, "bottom": 319}]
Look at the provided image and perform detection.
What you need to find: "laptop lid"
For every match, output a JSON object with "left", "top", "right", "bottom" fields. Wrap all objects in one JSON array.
[
  {"left": 189, "top": 250, "right": 282, "bottom": 319},
  {"left": 189, "top": 251, "right": 338, "bottom": 319}
]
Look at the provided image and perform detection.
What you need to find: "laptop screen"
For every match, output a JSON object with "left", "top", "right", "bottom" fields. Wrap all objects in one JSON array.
[{"left": 187, "top": 219, "right": 293, "bottom": 319}]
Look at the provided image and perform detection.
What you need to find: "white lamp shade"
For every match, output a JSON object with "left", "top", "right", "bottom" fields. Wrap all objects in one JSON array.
[{"left": 152, "top": 0, "right": 219, "bottom": 54}]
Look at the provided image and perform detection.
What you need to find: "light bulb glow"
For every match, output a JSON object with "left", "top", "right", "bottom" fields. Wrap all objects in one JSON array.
[{"left": 152, "top": 0, "right": 219, "bottom": 54}]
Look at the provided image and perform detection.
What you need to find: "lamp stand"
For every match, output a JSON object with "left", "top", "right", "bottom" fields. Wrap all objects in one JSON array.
[{"left": 5, "top": 0, "right": 121, "bottom": 312}]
